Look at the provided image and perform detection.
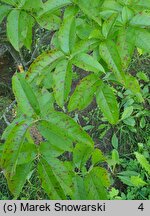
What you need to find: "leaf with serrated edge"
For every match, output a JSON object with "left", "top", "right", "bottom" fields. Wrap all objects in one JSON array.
[
  {"left": 135, "top": 29, "right": 150, "bottom": 53},
  {"left": 53, "top": 59, "right": 72, "bottom": 107},
  {"left": 135, "top": 152, "right": 150, "bottom": 175},
  {"left": 38, "top": 158, "right": 73, "bottom": 199},
  {"left": 38, "top": 0, "right": 71, "bottom": 15},
  {"left": 7, "top": 162, "right": 33, "bottom": 198},
  {"left": 44, "top": 112, "right": 94, "bottom": 146},
  {"left": 38, "top": 158, "right": 66, "bottom": 199},
  {"left": 72, "top": 53, "right": 105, "bottom": 75},
  {"left": 72, "top": 176, "right": 87, "bottom": 200},
  {"left": 84, "top": 167, "right": 109, "bottom": 200},
  {"left": 1, "top": 121, "right": 31, "bottom": 177},
  {"left": 102, "top": 13, "right": 118, "bottom": 38},
  {"left": 27, "top": 50, "right": 65, "bottom": 83},
  {"left": 73, "top": 143, "right": 93, "bottom": 169},
  {"left": 117, "top": 27, "right": 135, "bottom": 70},
  {"left": 130, "top": 14, "right": 150, "bottom": 28},
  {"left": 7, "top": 9, "right": 20, "bottom": 51},
  {"left": 68, "top": 74, "right": 101, "bottom": 111},
  {"left": 96, "top": 83, "right": 119, "bottom": 125},
  {"left": 58, "top": 7, "right": 76, "bottom": 54},
  {"left": 17, "top": 74, "right": 41, "bottom": 116},
  {"left": 99, "top": 40, "right": 125, "bottom": 83},
  {"left": 7, "top": 10, "right": 34, "bottom": 51},
  {"left": 37, "top": 120, "right": 73, "bottom": 152}
]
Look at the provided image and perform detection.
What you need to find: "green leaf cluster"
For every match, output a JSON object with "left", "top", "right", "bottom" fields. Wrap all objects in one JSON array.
[{"left": 1, "top": 0, "right": 150, "bottom": 199}]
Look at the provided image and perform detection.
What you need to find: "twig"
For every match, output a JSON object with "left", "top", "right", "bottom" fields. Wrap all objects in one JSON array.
[
  {"left": 0, "top": 100, "right": 16, "bottom": 125},
  {"left": 2, "top": 114, "right": 10, "bottom": 125},
  {"left": 19, "top": 49, "right": 27, "bottom": 69},
  {"left": 4, "top": 43, "right": 22, "bottom": 65}
]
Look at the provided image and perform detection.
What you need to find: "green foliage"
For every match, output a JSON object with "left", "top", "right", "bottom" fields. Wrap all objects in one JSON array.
[
  {"left": 96, "top": 83, "right": 119, "bottom": 124},
  {"left": 68, "top": 74, "right": 101, "bottom": 111},
  {"left": 0, "top": 0, "right": 150, "bottom": 200},
  {"left": 117, "top": 147, "right": 150, "bottom": 199},
  {"left": 135, "top": 152, "right": 150, "bottom": 175}
]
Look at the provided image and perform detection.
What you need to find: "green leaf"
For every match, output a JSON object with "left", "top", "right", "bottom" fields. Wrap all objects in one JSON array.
[
  {"left": 130, "top": 176, "right": 147, "bottom": 187},
  {"left": 39, "top": 0, "right": 71, "bottom": 15},
  {"left": 102, "top": 13, "right": 118, "bottom": 38},
  {"left": 1, "top": 116, "right": 25, "bottom": 140},
  {"left": 37, "top": 13, "right": 61, "bottom": 30},
  {"left": 14, "top": 75, "right": 39, "bottom": 115},
  {"left": 53, "top": 59, "right": 72, "bottom": 108},
  {"left": 1, "top": 121, "right": 31, "bottom": 177},
  {"left": 136, "top": 0, "right": 150, "bottom": 9},
  {"left": 117, "top": 27, "right": 135, "bottom": 70},
  {"left": 37, "top": 89, "right": 54, "bottom": 116},
  {"left": 72, "top": 175, "right": 87, "bottom": 200},
  {"left": 140, "top": 117, "right": 146, "bottom": 129},
  {"left": 118, "top": 171, "right": 139, "bottom": 177},
  {"left": 38, "top": 158, "right": 73, "bottom": 199},
  {"left": 22, "top": 0, "right": 43, "bottom": 11},
  {"left": 96, "top": 83, "right": 119, "bottom": 125},
  {"left": 0, "top": 144, "right": 4, "bottom": 165},
  {"left": 100, "top": 0, "right": 122, "bottom": 20},
  {"left": 51, "top": 31, "right": 60, "bottom": 50},
  {"left": 12, "top": 75, "right": 33, "bottom": 116},
  {"left": 137, "top": 72, "right": 149, "bottom": 82},
  {"left": 111, "top": 134, "right": 118, "bottom": 149},
  {"left": 123, "top": 117, "right": 135, "bottom": 127},
  {"left": 121, "top": 106, "right": 133, "bottom": 120},
  {"left": 72, "top": 39, "right": 99, "bottom": 56},
  {"left": 0, "top": 5, "right": 12, "bottom": 24},
  {"left": 20, "top": 11, "right": 35, "bottom": 50},
  {"left": 73, "top": 143, "right": 93, "bottom": 169},
  {"left": 130, "top": 13, "right": 150, "bottom": 28},
  {"left": 83, "top": 125, "right": 94, "bottom": 131},
  {"left": 7, "top": 9, "right": 20, "bottom": 51},
  {"left": 109, "top": 188, "right": 119, "bottom": 199},
  {"left": 124, "top": 74, "right": 141, "bottom": 96},
  {"left": 68, "top": 74, "right": 101, "bottom": 111},
  {"left": 0, "top": 0, "right": 17, "bottom": 6},
  {"left": 41, "top": 71, "right": 53, "bottom": 89},
  {"left": 17, "top": 140, "right": 37, "bottom": 165},
  {"left": 96, "top": 167, "right": 110, "bottom": 188},
  {"left": 75, "top": 0, "right": 103, "bottom": 26},
  {"left": 135, "top": 29, "right": 150, "bottom": 53},
  {"left": 7, "top": 162, "right": 33, "bottom": 198},
  {"left": 76, "top": 18, "right": 94, "bottom": 40},
  {"left": 84, "top": 167, "right": 109, "bottom": 200},
  {"left": 92, "top": 149, "right": 106, "bottom": 165},
  {"left": 118, "top": 176, "right": 134, "bottom": 186},
  {"left": 38, "top": 158, "right": 67, "bottom": 199},
  {"left": 27, "top": 50, "right": 64, "bottom": 83},
  {"left": 135, "top": 152, "right": 150, "bottom": 175},
  {"left": 7, "top": 9, "right": 34, "bottom": 51},
  {"left": 99, "top": 40, "right": 125, "bottom": 83},
  {"left": 101, "top": 0, "right": 122, "bottom": 12},
  {"left": 89, "top": 29, "right": 104, "bottom": 40},
  {"left": 121, "top": 6, "right": 134, "bottom": 24},
  {"left": 112, "top": 149, "right": 120, "bottom": 165},
  {"left": 72, "top": 53, "right": 105, "bottom": 75},
  {"left": 16, "top": 74, "right": 41, "bottom": 116},
  {"left": 45, "top": 111, "right": 94, "bottom": 146},
  {"left": 39, "top": 141, "right": 64, "bottom": 158},
  {"left": 37, "top": 120, "right": 73, "bottom": 153},
  {"left": 58, "top": 6, "right": 76, "bottom": 54}
]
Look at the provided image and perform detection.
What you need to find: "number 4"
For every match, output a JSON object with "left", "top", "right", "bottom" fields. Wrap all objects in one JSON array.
[{"left": 138, "top": 203, "right": 144, "bottom": 211}]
